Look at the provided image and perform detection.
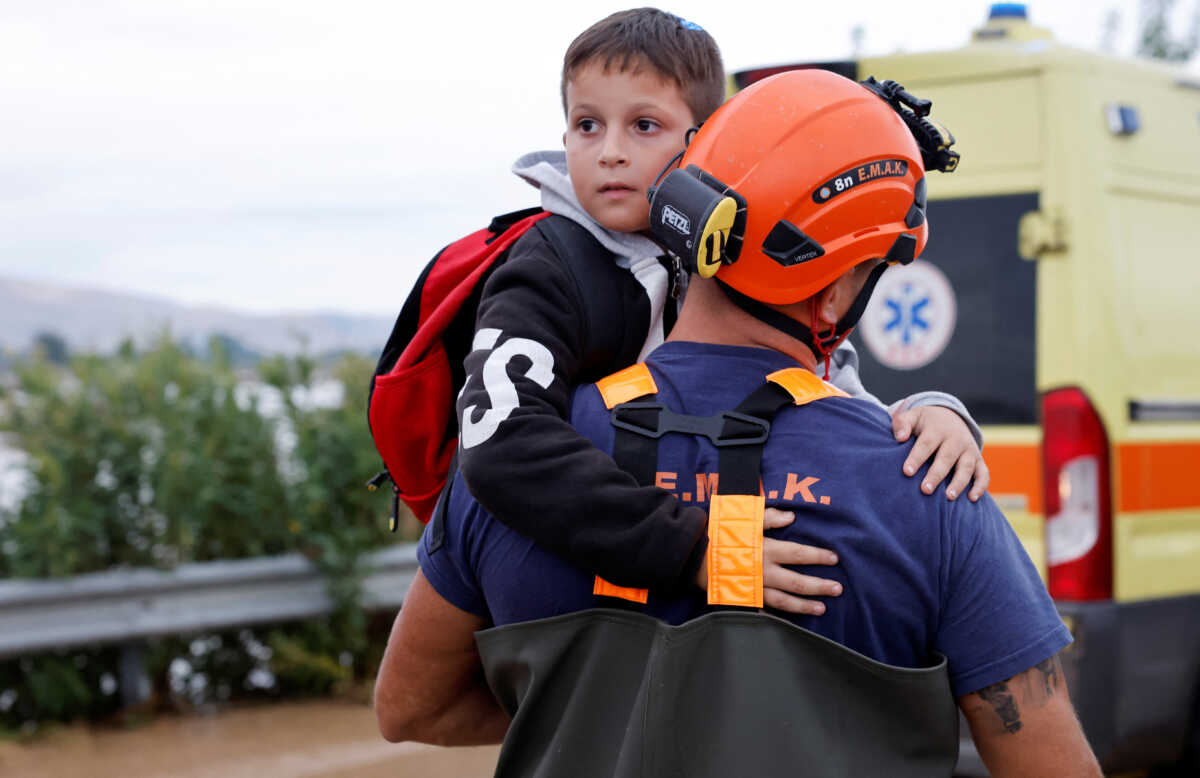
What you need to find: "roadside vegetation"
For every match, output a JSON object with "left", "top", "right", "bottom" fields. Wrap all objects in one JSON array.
[{"left": 0, "top": 336, "right": 417, "bottom": 735}]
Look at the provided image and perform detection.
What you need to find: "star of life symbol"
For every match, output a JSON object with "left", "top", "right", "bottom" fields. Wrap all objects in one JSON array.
[{"left": 860, "top": 259, "right": 956, "bottom": 370}]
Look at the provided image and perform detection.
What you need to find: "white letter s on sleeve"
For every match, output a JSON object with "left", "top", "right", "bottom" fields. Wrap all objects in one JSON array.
[{"left": 460, "top": 329, "right": 555, "bottom": 449}]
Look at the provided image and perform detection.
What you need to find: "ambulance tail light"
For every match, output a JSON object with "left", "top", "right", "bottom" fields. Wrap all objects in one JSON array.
[{"left": 1042, "top": 387, "right": 1113, "bottom": 600}]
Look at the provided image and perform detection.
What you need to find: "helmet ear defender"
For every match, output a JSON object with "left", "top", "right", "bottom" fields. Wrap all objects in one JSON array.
[{"left": 647, "top": 165, "right": 747, "bottom": 279}]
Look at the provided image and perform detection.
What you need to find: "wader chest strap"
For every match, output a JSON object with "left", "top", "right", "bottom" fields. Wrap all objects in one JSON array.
[
  {"left": 593, "top": 364, "right": 658, "bottom": 604},
  {"left": 595, "top": 364, "right": 848, "bottom": 608}
]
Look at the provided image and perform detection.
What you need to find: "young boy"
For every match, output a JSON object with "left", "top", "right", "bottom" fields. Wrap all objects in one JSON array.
[{"left": 452, "top": 8, "right": 987, "bottom": 604}]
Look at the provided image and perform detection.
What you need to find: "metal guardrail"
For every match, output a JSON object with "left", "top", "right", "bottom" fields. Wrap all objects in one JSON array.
[{"left": 0, "top": 544, "right": 419, "bottom": 660}]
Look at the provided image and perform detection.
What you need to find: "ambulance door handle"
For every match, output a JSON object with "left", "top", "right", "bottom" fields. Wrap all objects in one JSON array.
[{"left": 1018, "top": 209, "right": 1069, "bottom": 260}]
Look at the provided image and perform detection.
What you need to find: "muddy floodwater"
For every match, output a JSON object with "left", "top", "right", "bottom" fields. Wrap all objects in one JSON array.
[{"left": 0, "top": 700, "right": 500, "bottom": 777}]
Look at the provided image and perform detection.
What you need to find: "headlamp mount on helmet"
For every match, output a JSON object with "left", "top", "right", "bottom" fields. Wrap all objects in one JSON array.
[{"left": 859, "top": 76, "right": 960, "bottom": 173}]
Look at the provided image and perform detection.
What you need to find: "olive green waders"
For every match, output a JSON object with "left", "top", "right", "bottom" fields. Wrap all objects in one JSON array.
[
  {"left": 474, "top": 365, "right": 959, "bottom": 776},
  {"left": 476, "top": 608, "right": 957, "bottom": 777}
]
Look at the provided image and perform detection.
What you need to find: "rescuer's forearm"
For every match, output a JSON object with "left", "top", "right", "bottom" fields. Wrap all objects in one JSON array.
[
  {"left": 375, "top": 571, "right": 509, "bottom": 746},
  {"left": 958, "top": 655, "right": 1100, "bottom": 778}
]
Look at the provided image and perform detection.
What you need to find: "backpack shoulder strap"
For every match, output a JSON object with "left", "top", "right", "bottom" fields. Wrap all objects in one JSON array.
[
  {"left": 533, "top": 215, "right": 644, "bottom": 374},
  {"left": 534, "top": 214, "right": 616, "bottom": 286},
  {"left": 486, "top": 206, "right": 543, "bottom": 236}
]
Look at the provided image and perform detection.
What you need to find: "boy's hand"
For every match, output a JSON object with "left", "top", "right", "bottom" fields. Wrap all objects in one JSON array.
[
  {"left": 893, "top": 405, "right": 990, "bottom": 502},
  {"left": 763, "top": 508, "right": 842, "bottom": 615},
  {"left": 696, "top": 508, "right": 843, "bottom": 616}
]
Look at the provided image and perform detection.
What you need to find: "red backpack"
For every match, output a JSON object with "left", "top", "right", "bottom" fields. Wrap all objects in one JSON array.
[{"left": 367, "top": 208, "right": 622, "bottom": 528}]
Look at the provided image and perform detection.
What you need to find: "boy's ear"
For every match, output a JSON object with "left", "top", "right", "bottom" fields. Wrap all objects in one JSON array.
[{"left": 562, "top": 132, "right": 566, "bottom": 147}]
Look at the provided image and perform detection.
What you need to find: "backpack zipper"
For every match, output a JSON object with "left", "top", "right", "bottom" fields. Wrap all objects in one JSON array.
[{"left": 366, "top": 469, "right": 401, "bottom": 532}]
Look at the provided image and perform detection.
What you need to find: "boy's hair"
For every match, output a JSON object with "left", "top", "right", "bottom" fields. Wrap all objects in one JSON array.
[{"left": 561, "top": 8, "right": 726, "bottom": 124}]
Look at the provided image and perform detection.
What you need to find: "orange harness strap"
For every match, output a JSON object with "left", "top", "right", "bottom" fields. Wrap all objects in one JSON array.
[
  {"left": 595, "top": 363, "right": 659, "bottom": 409},
  {"left": 706, "top": 369, "right": 846, "bottom": 607},
  {"left": 706, "top": 493, "right": 766, "bottom": 607},
  {"left": 592, "top": 364, "right": 658, "bottom": 603},
  {"left": 592, "top": 365, "right": 847, "bottom": 608},
  {"left": 766, "top": 367, "right": 851, "bottom": 404}
]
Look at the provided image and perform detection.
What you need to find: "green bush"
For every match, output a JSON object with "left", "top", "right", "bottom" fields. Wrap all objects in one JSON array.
[{"left": 0, "top": 338, "right": 415, "bottom": 731}]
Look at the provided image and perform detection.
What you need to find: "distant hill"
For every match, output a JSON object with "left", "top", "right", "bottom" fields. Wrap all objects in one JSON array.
[{"left": 0, "top": 276, "right": 392, "bottom": 357}]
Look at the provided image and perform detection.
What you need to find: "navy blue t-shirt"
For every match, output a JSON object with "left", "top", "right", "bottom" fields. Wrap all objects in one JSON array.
[{"left": 419, "top": 341, "right": 1070, "bottom": 696}]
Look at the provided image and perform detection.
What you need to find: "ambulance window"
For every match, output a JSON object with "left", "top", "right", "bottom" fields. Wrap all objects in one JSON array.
[{"left": 849, "top": 193, "right": 1038, "bottom": 425}]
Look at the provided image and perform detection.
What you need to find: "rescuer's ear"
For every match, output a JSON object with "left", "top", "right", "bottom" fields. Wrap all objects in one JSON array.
[{"left": 813, "top": 261, "right": 878, "bottom": 328}]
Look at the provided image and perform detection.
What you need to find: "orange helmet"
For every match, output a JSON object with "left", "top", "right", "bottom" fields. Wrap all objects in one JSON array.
[{"left": 649, "top": 69, "right": 953, "bottom": 305}]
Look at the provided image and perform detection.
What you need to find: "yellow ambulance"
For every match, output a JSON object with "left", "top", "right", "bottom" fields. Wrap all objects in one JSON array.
[{"left": 732, "top": 3, "right": 1200, "bottom": 773}]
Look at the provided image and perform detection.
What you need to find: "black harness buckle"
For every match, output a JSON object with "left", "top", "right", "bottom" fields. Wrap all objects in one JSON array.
[{"left": 611, "top": 402, "right": 770, "bottom": 447}]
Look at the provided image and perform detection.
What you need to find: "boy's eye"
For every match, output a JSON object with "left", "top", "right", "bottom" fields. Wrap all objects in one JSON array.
[
  {"left": 577, "top": 118, "right": 599, "bottom": 133},
  {"left": 635, "top": 118, "right": 660, "bottom": 133}
]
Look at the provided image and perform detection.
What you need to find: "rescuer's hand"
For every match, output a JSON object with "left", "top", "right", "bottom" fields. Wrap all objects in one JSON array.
[
  {"left": 893, "top": 405, "right": 990, "bottom": 502},
  {"left": 762, "top": 508, "right": 842, "bottom": 615}
]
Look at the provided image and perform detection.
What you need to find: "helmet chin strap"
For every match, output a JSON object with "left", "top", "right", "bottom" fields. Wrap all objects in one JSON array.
[
  {"left": 808, "top": 297, "right": 844, "bottom": 380},
  {"left": 715, "top": 261, "right": 891, "bottom": 380}
]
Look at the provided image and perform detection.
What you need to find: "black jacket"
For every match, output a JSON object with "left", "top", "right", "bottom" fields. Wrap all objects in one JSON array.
[{"left": 455, "top": 217, "right": 708, "bottom": 590}]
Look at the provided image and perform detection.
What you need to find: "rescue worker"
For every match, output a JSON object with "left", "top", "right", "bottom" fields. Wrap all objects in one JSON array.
[{"left": 374, "top": 69, "right": 1100, "bottom": 778}]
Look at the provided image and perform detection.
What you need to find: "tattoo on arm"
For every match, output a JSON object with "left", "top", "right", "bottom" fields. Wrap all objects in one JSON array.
[
  {"left": 969, "top": 655, "right": 1064, "bottom": 735},
  {"left": 975, "top": 680, "right": 1022, "bottom": 734},
  {"left": 1034, "top": 655, "right": 1062, "bottom": 697}
]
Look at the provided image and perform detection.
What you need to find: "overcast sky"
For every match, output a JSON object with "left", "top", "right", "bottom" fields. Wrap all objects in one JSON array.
[{"left": 3, "top": 0, "right": 1196, "bottom": 316}]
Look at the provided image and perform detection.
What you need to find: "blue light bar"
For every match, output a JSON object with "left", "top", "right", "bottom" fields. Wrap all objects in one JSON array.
[{"left": 989, "top": 3, "right": 1029, "bottom": 19}]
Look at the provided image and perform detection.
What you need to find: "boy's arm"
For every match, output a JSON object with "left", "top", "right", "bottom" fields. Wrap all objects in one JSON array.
[
  {"left": 456, "top": 234, "right": 708, "bottom": 590},
  {"left": 829, "top": 340, "right": 982, "bottom": 447},
  {"left": 829, "top": 339, "right": 989, "bottom": 500}
]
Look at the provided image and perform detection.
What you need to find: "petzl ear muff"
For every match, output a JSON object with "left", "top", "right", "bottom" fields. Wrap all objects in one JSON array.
[{"left": 648, "top": 165, "right": 746, "bottom": 278}]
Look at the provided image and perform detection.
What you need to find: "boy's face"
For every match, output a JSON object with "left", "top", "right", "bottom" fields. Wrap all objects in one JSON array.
[{"left": 564, "top": 60, "right": 696, "bottom": 234}]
